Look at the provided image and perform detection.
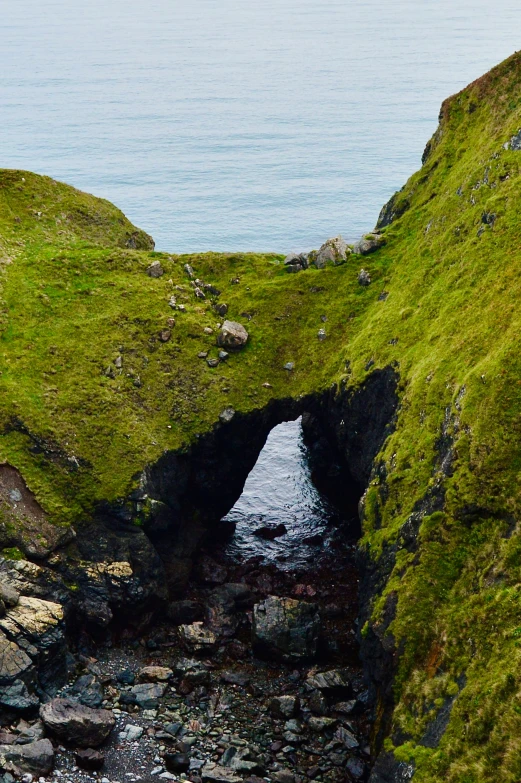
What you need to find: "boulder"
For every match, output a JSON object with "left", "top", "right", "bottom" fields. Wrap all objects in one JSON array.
[
  {"left": 137, "top": 666, "right": 172, "bottom": 683},
  {"left": 165, "top": 752, "right": 190, "bottom": 773},
  {"left": 358, "top": 268, "right": 371, "bottom": 286},
  {"left": 202, "top": 763, "right": 241, "bottom": 782},
  {"left": 217, "top": 321, "right": 249, "bottom": 350},
  {"left": 146, "top": 260, "right": 164, "bottom": 278},
  {"left": 252, "top": 596, "right": 321, "bottom": 661},
  {"left": 254, "top": 524, "right": 287, "bottom": 540},
  {"left": 0, "top": 632, "right": 33, "bottom": 686},
  {"left": 40, "top": 697, "right": 115, "bottom": 747},
  {"left": 179, "top": 623, "right": 217, "bottom": 654},
  {"left": 314, "top": 236, "right": 349, "bottom": 268},
  {"left": 64, "top": 674, "right": 104, "bottom": 708},
  {"left": 306, "top": 669, "right": 351, "bottom": 695},
  {"left": 0, "top": 582, "right": 20, "bottom": 609},
  {"left": 0, "top": 738, "right": 54, "bottom": 776},
  {"left": 269, "top": 695, "right": 300, "bottom": 719},
  {"left": 127, "top": 682, "right": 166, "bottom": 709},
  {"left": 352, "top": 233, "right": 385, "bottom": 255}
]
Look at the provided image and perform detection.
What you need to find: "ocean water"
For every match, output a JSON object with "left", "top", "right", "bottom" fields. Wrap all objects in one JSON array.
[
  {"left": 1, "top": 1, "right": 520, "bottom": 253},
  {"left": 223, "top": 418, "right": 352, "bottom": 569}
]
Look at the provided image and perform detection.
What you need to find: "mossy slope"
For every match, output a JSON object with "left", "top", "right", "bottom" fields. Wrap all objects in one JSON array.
[{"left": 3, "top": 51, "right": 521, "bottom": 780}]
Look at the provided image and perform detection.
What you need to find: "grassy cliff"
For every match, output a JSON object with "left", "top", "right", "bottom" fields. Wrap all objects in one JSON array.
[{"left": 3, "top": 50, "right": 521, "bottom": 781}]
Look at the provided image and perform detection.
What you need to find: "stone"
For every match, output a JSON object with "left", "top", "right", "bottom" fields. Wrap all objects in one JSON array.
[
  {"left": 253, "top": 523, "right": 287, "bottom": 540},
  {"left": 14, "top": 719, "right": 44, "bottom": 745},
  {"left": 138, "top": 666, "right": 172, "bottom": 683},
  {"left": 334, "top": 725, "right": 359, "bottom": 749},
  {"left": 0, "top": 739, "right": 54, "bottom": 777},
  {"left": 118, "top": 724, "right": 144, "bottom": 742},
  {"left": 128, "top": 682, "right": 167, "bottom": 709},
  {"left": 167, "top": 600, "right": 204, "bottom": 626},
  {"left": 207, "top": 358, "right": 220, "bottom": 368},
  {"left": 0, "top": 632, "right": 33, "bottom": 686},
  {"left": 333, "top": 699, "right": 357, "bottom": 715},
  {"left": 168, "top": 296, "right": 177, "bottom": 308},
  {"left": 179, "top": 623, "right": 217, "bottom": 654},
  {"left": 317, "top": 328, "right": 326, "bottom": 341},
  {"left": 214, "top": 303, "right": 228, "bottom": 317},
  {"left": 307, "top": 716, "right": 337, "bottom": 732},
  {"left": 346, "top": 757, "right": 366, "bottom": 780},
  {"left": 40, "top": 698, "right": 115, "bottom": 747},
  {"left": 314, "top": 236, "right": 349, "bottom": 268},
  {"left": 217, "top": 321, "right": 249, "bottom": 351},
  {"left": 220, "top": 670, "right": 250, "bottom": 687},
  {"left": 194, "top": 287, "right": 206, "bottom": 299},
  {"left": 352, "top": 233, "right": 385, "bottom": 255},
  {"left": 201, "top": 763, "right": 241, "bottom": 782},
  {"left": 252, "top": 596, "right": 321, "bottom": 661},
  {"left": 219, "top": 407, "right": 235, "bottom": 424},
  {"left": 165, "top": 752, "right": 190, "bottom": 773},
  {"left": 283, "top": 362, "right": 294, "bottom": 371},
  {"left": 75, "top": 748, "right": 105, "bottom": 771},
  {"left": 198, "top": 351, "right": 208, "bottom": 359},
  {"left": 146, "top": 261, "right": 164, "bottom": 278},
  {"left": 270, "top": 695, "right": 300, "bottom": 719},
  {"left": 116, "top": 669, "right": 135, "bottom": 686},
  {"left": 0, "top": 680, "right": 39, "bottom": 716},
  {"left": 272, "top": 771, "right": 295, "bottom": 783},
  {"left": 218, "top": 351, "right": 229, "bottom": 361},
  {"left": 159, "top": 329, "right": 171, "bottom": 342},
  {"left": 203, "top": 327, "right": 214, "bottom": 335},
  {"left": 0, "top": 583, "right": 20, "bottom": 609},
  {"left": 306, "top": 669, "right": 351, "bottom": 695},
  {"left": 226, "top": 747, "right": 264, "bottom": 775},
  {"left": 358, "top": 269, "right": 371, "bottom": 286},
  {"left": 184, "top": 264, "right": 195, "bottom": 278},
  {"left": 308, "top": 690, "right": 328, "bottom": 716},
  {"left": 64, "top": 674, "right": 104, "bottom": 708}
]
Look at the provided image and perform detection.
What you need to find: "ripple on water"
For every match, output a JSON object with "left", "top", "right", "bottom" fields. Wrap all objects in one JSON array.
[{"left": 222, "top": 417, "right": 353, "bottom": 570}]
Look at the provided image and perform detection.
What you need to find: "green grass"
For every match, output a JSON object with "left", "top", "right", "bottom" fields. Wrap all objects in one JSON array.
[{"left": 4, "top": 50, "right": 521, "bottom": 780}]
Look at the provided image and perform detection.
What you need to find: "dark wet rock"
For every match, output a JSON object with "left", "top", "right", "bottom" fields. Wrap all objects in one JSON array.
[
  {"left": 0, "top": 633, "right": 33, "bottom": 686},
  {"left": 333, "top": 699, "right": 357, "bottom": 715},
  {"left": 14, "top": 719, "right": 44, "bottom": 745},
  {"left": 272, "top": 771, "right": 296, "bottom": 783},
  {"left": 0, "top": 738, "right": 54, "bottom": 776},
  {"left": 75, "top": 748, "right": 105, "bottom": 771},
  {"left": 222, "top": 746, "right": 264, "bottom": 775},
  {"left": 253, "top": 523, "right": 287, "bottom": 541},
  {"left": 217, "top": 320, "right": 249, "bottom": 350},
  {"left": 307, "top": 716, "right": 337, "bottom": 731},
  {"left": 206, "top": 583, "right": 252, "bottom": 637},
  {"left": 314, "top": 236, "right": 349, "bottom": 268},
  {"left": 308, "top": 689, "right": 328, "bottom": 716},
  {"left": 358, "top": 269, "right": 371, "bottom": 286},
  {"left": 167, "top": 600, "right": 204, "bottom": 626},
  {"left": 0, "top": 681, "right": 39, "bottom": 718},
  {"left": 335, "top": 725, "right": 359, "bottom": 749},
  {"left": 252, "top": 596, "right": 321, "bottom": 661},
  {"left": 346, "top": 757, "right": 366, "bottom": 780},
  {"left": 165, "top": 751, "right": 190, "bottom": 773},
  {"left": 353, "top": 233, "right": 385, "bottom": 255},
  {"left": 306, "top": 669, "right": 352, "bottom": 697},
  {"left": 146, "top": 260, "right": 164, "bottom": 278},
  {"left": 221, "top": 670, "right": 250, "bottom": 687},
  {"left": 116, "top": 668, "right": 135, "bottom": 686},
  {"left": 270, "top": 695, "right": 300, "bottom": 719},
  {"left": 40, "top": 698, "right": 115, "bottom": 747},
  {"left": 127, "top": 682, "right": 167, "bottom": 709},
  {"left": 64, "top": 673, "right": 104, "bottom": 708},
  {"left": 195, "top": 556, "right": 228, "bottom": 586}
]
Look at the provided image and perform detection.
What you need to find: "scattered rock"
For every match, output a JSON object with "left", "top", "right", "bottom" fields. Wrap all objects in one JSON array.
[
  {"left": 138, "top": 666, "right": 173, "bottom": 683},
  {"left": 219, "top": 407, "right": 235, "bottom": 424},
  {"left": 335, "top": 725, "right": 359, "bottom": 749},
  {"left": 306, "top": 669, "right": 351, "bottom": 695},
  {"left": 253, "top": 523, "right": 287, "bottom": 540},
  {"left": 168, "top": 296, "right": 177, "bottom": 309},
  {"left": 40, "top": 698, "right": 115, "bottom": 747},
  {"left": 317, "top": 328, "right": 326, "bottom": 341},
  {"left": 203, "top": 327, "right": 214, "bottom": 335},
  {"left": 272, "top": 771, "right": 296, "bottom": 783},
  {"left": 116, "top": 669, "right": 135, "bottom": 686},
  {"left": 194, "top": 287, "right": 206, "bottom": 299},
  {"left": 346, "top": 756, "right": 366, "bottom": 780},
  {"left": 179, "top": 623, "right": 217, "bottom": 654},
  {"left": 75, "top": 748, "right": 105, "bottom": 771},
  {"left": 64, "top": 674, "right": 104, "bottom": 708},
  {"left": 159, "top": 329, "right": 171, "bottom": 342},
  {"left": 128, "top": 682, "right": 167, "bottom": 709},
  {"left": 146, "top": 261, "right": 164, "bottom": 278},
  {"left": 307, "top": 716, "right": 337, "bottom": 732},
  {"left": 201, "top": 763, "right": 241, "bottom": 782},
  {"left": 207, "top": 358, "right": 220, "bottom": 368},
  {"left": 198, "top": 351, "right": 208, "bottom": 359},
  {"left": 214, "top": 303, "right": 228, "bottom": 317},
  {"left": 352, "top": 233, "right": 385, "bottom": 255},
  {"left": 358, "top": 269, "right": 371, "bottom": 286},
  {"left": 220, "top": 671, "right": 250, "bottom": 687},
  {"left": 252, "top": 596, "right": 321, "bottom": 661},
  {"left": 218, "top": 350, "right": 229, "bottom": 361},
  {"left": 314, "top": 236, "right": 349, "bottom": 268},
  {"left": 283, "top": 362, "right": 294, "bottom": 371},
  {"left": 308, "top": 689, "right": 328, "bottom": 716},
  {"left": 184, "top": 264, "right": 195, "bottom": 278},
  {"left": 217, "top": 321, "right": 249, "bottom": 351},
  {"left": 118, "top": 724, "right": 144, "bottom": 742},
  {"left": 0, "top": 738, "right": 54, "bottom": 777},
  {"left": 269, "top": 695, "right": 300, "bottom": 719}
]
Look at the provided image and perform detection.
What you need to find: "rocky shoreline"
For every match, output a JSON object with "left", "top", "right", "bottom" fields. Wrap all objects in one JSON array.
[{"left": 0, "top": 537, "right": 373, "bottom": 783}]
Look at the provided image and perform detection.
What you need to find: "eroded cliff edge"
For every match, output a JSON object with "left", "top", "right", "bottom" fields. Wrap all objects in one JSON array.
[{"left": 3, "top": 50, "right": 521, "bottom": 781}]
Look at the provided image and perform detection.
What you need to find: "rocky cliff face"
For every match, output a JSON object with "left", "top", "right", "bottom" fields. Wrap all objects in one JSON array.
[{"left": 3, "top": 51, "right": 521, "bottom": 781}]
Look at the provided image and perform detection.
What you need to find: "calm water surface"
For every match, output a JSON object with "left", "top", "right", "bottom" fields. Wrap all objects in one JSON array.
[
  {"left": 223, "top": 418, "right": 353, "bottom": 569},
  {"left": 2, "top": 1, "right": 521, "bottom": 252}
]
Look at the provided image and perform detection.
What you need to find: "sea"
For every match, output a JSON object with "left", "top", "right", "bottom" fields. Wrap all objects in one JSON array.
[{"left": 1, "top": 0, "right": 520, "bottom": 254}]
